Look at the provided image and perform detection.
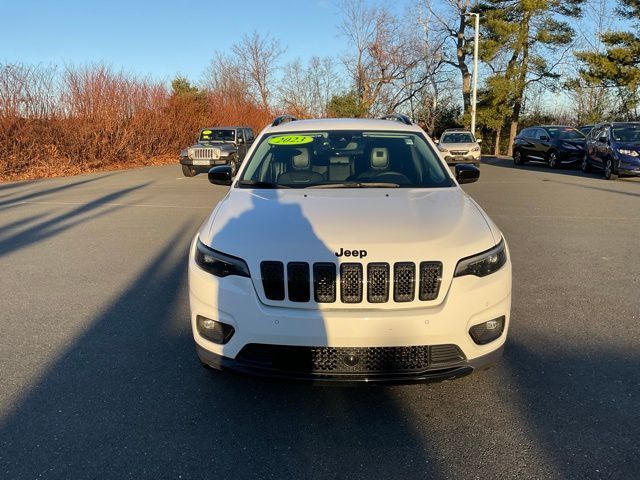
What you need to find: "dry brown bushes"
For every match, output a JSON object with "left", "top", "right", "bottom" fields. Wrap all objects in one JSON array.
[{"left": 0, "top": 63, "right": 271, "bottom": 181}]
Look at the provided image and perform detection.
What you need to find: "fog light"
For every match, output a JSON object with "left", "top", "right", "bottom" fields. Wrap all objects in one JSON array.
[
  {"left": 469, "top": 316, "right": 505, "bottom": 345},
  {"left": 196, "top": 315, "right": 235, "bottom": 344}
]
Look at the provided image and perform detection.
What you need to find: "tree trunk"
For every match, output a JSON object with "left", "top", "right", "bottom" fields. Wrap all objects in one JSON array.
[
  {"left": 456, "top": 2, "right": 472, "bottom": 115},
  {"left": 494, "top": 128, "right": 501, "bottom": 156}
]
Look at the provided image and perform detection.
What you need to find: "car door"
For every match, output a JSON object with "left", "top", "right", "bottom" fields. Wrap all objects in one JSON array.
[
  {"left": 586, "top": 126, "right": 601, "bottom": 163},
  {"left": 533, "top": 128, "right": 552, "bottom": 161},
  {"left": 516, "top": 128, "right": 535, "bottom": 157},
  {"left": 236, "top": 129, "right": 248, "bottom": 160},
  {"left": 594, "top": 126, "right": 610, "bottom": 168}
]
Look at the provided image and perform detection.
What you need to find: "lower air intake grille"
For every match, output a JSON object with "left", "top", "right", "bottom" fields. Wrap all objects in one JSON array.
[
  {"left": 237, "top": 344, "right": 466, "bottom": 374},
  {"left": 313, "top": 263, "right": 336, "bottom": 303},
  {"left": 340, "top": 263, "right": 363, "bottom": 303},
  {"left": 261, "top": 261, "right": 285, "bottom": 300},
  {"left": 419, "top": 262, "right": 442, "bottom": 301}
]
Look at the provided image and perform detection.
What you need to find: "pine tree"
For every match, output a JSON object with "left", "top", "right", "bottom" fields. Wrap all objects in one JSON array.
[{"left": 477, "top": 0, "right": 584, "bottom": 155}]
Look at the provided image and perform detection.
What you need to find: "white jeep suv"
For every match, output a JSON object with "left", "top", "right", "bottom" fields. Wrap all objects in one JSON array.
[{"left": 189, "top": 114, "right": 511, "bottom": 384}]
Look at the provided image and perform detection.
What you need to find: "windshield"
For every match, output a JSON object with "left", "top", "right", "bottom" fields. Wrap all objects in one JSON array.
[
  {"left": 199, "top": 129, "right": 235, "bottom": 142},
  {"left": 546, "top": 127, "right": 584, "bottom": 140},
  {"left": 237, "top": 130, "right": 452, "bottom": 189},
  {"left": 612, "top": 125, "right": 640, "bottom": 142},
  {"left": 441, "top": 132, "right": 475, "bottom": 144}
]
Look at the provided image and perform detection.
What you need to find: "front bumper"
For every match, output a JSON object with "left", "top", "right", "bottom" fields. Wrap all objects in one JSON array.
[
  {"left": 197, "top": 343, "right": 503, "bottom": 385},
  {"left": 189, "top": 239, "right": 512, "bottom": 384},
  {"left": 558, "top": 150, "right": 584, "bottom": 164},
  {"left": 617, "top": 158, "right": 640, "bottom": 176},
  {"left": 180, "top": 158, "right": 230, "bottom": 167},
  {"left": 443, "top": 153, "right": 481, "bottom": 165}
]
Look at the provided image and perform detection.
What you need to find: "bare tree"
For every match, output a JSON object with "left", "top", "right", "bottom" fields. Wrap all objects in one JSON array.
[
  {"left": 339, "top": 0, "right": 421, "bottom": 116},
  {"left": 232, "top": 31, "right": 284, "bottom": 111}
]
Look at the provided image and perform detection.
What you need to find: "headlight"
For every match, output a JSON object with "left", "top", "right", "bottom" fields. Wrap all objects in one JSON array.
[
  {"left": 471, "top": 146, "right": 480, "bottom": 152},
  {"left": 617, "top": 148, "right": 639, "bottom": 157},
  {"left": 438, "top": 146, "right": 449, "bottom": 152},
  {"left": 187, "top": 148, "right": 195, "bottom": 158},
  {"left": 195, "top": 239, "right": 250, "bottom": 278},
  {"left": 454, "top": 239, "right": 507, "bottom": 277}
]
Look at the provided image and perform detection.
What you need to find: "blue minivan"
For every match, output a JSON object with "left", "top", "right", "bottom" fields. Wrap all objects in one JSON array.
[{"left": 583, "top": 122, "right": 640, "bottom": 180}]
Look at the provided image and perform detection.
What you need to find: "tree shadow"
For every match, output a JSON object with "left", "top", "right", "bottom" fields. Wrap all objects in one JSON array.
[
  {"left": 0, "top": 173, "right": 118, "bottom": 209},
  {"left": 499, "top": 340, "right": 639, "bottom": 477},
  {"left": 482, "top": 156, "right": 592, "bottom": 179},
  {"left": 0, "top": 191, "right": 446, "bottom": 479},
  {"left": 0, "top": 183, "right": 149, "bottom": 257}
]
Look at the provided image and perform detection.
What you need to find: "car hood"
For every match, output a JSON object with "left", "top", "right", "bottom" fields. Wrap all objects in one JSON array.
[
  {"left": 439, "top": 142, "right": 478, "bottom": 150},
  {"left": 198, "top": 187, "right": 500, "bottom": 309}
]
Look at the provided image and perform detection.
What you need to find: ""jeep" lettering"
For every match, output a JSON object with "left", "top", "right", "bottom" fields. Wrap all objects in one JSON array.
[{"left": 335, "top": 248, "right": 367, "bottom": 258}]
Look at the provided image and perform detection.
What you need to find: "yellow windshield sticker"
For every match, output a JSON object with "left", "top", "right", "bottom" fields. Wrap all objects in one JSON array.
[
  {"left": 202, "top": 129, "right": 212, "bottom": 134},
  {"left": 201, "top": 135, "right": 210, "bottom": 139},
  {"left": 268, "top": 135, "right": 314, "bottom": 146}
]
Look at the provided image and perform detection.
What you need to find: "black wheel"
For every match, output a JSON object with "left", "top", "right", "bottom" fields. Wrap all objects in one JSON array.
[
  {"left": 182, "top": 164, "right": 197, "bottom": 177},
  {"left": 547, "top": 151, "right": 560, "bottom": 169},
  {"left": 513, "top": 149, "right": 523, "bottom": 165},
  {"left": 604, "top": 157, "right": 618, "bottom": 180},
  {"left": 581, "top": 154, "right": 592, "bottom": 173},
  {"left": 229, "top": 156, "right": 238, "bottom": 177}
]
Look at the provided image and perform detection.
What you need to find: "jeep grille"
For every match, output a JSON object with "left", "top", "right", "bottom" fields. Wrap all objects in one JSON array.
[
  {"left": 260, "top": 261, "right": 442, "bottom": 304},
  {"left": 189, "top": 148, "right": 220, "bottom": 160}
]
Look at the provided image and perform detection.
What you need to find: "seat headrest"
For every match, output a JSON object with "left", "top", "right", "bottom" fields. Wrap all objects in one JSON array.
[
  {"left": 370, "top": 147, "right": 389, "bottom": 169},
  {"left": 292, "top": 149, "right": 310, "bottom": 170}
]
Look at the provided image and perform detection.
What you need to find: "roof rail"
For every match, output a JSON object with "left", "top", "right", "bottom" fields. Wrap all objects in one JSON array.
[
  {"left": 272, "top": 115, "right": 298, "bottom": 127},
  {"left": 379, "top": 113, "right": 413, "bottom": 125}
]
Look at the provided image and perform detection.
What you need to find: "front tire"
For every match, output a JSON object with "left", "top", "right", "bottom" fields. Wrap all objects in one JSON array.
[
  {"left": 547, "top": 151, "right": 560, "bottom": 169},
  {"left": 229, "top": 156, "right": 238, "bottom": 177},
  {"left": 581, "top": 154, "right": 592, "bottom": 173},
  {"left": 604, "top": 158, "right": 618, "bottom": 180},
  {"left": 182, "top": 165, "right": 197, "bottom": 177},
  {"left": 513, "top": 149, "right": 524, "bottom": 165}
]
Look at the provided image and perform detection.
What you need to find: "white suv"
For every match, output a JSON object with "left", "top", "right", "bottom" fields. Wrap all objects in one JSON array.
[
  {"left": 436, "top": 129, "right": 482, "bottom": 166},
  {"left": 189, "top": 114, "right": 511, "bottom": 384}
]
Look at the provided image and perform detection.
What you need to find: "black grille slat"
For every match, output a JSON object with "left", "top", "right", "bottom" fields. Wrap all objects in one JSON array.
[
  {"left": 419, "top": 262, "right": 442, "bottom": 301},
  {"left": 261, "top": 261, "right": 285, "bottom": 300},
  {"left": 430, "top": 344, "right": 465, "bottom": 364},
  {"left": 238, "top": 344, "right": 467, "bottom": 374},
  {"left": 393, "top": 262, "right": 415, "bottom": 302},
  {"left": 287, "top": 262, "right": 310, "bottom": 302},
  {"left": 340, "top": 263, "right": 363, "bottom": 303},
  {"left": 313, "top": 263, "right": 336, "bottom": 303},
  {"left": 367, "top": 263, "right": 390, "bottom": 303}
]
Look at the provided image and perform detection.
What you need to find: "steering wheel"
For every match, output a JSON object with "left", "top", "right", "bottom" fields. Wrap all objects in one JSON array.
[{"left": 370, "top": 171, "right": 412, "bottom": 184}]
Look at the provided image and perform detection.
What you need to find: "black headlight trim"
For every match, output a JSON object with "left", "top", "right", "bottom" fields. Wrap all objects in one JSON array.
[
  {"left": 195, "top": 238, "right": 250, "bottom": 278},
  {"left": 454, "top": 238, "right": 507, "bottom": 278}
]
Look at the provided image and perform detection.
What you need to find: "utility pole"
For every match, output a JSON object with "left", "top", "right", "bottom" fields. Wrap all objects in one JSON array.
[{"left": 467, "top": 12, "right": 480, "bottom": 136}]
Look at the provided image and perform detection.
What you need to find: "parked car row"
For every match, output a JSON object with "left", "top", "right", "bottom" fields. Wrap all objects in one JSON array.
[{"left": 512, "top": 122, "right": 640, "bottom": 180}]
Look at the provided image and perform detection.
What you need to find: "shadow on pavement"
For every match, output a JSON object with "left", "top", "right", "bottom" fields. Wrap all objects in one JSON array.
[
  {"left": 0, "top": 172, "right": 118, "bottom": 209},
  {"left": 0, "top": 220, "right": 442, "bottom": 479},
  {"left": 0, "top": 183, "right": 149, "bottom": 257},
  {"left": 483, "top": 156, "right": 594, "bottom": 179},
  {"left": 500, "top": 340, "right": 639, "bottom": 477}
]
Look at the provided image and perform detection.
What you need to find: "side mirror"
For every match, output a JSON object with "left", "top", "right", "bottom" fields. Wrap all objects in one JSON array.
[
  {"left": 598, "top": 136, "right": 608, "bottom": 143},
  {"left": 476, "top": 138, "right": 482, "bottom": 144},
  {"left": 434, "top": 139, "right": 440, "bottom": 144},
  {"left": 540, "top": 135, "right": 550, "bottom": 141},
  {"left": 208, "top": 165, "right": 232, "bottom": 186},
  {"left": 237, "top": 137, "right": 244, "bottom": 144},
  {"left": 455, "top": 164, "right": 480, "bottom": 184}
]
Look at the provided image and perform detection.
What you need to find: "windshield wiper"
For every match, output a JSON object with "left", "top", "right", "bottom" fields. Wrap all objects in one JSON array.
[
  {"left": 307, "top": 182, "right": 400, "bottom": 188},
  {"left": 237, "top": 180, "right": 289, "bottom": 189}
]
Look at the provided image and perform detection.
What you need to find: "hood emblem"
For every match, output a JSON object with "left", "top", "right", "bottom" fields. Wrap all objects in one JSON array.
[{"left": 335, "top": 248, "right": 367, "bottom": 258}]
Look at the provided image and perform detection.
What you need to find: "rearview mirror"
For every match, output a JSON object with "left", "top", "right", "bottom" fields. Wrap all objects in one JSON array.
[
  {"left": 455, "top": 164, "right": 480, "bottom": 184},
  {"left": 434, "top": 139, "right": 440, "bottom": 144},
  {"left": 208, "top": 165, "right": 232, "bottom": 186}
]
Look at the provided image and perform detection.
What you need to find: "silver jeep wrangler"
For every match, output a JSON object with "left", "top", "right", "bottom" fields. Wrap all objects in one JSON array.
[{"left": 179, "top": 126, "right": 254, "bottom": 177}]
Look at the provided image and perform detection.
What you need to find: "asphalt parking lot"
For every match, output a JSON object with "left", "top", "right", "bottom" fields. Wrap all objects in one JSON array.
[{"left": 1, "top": 157, "right": 639, "bottom": 479}]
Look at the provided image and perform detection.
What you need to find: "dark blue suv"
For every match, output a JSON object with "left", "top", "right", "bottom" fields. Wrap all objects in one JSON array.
[{"left": 583, "top": 122, "right": 640, "bottom": 180}]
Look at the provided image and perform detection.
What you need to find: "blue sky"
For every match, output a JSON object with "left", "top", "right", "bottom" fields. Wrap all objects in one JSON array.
[{"left": 0, "top": 0, "right": 410, "bottom": 83}]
